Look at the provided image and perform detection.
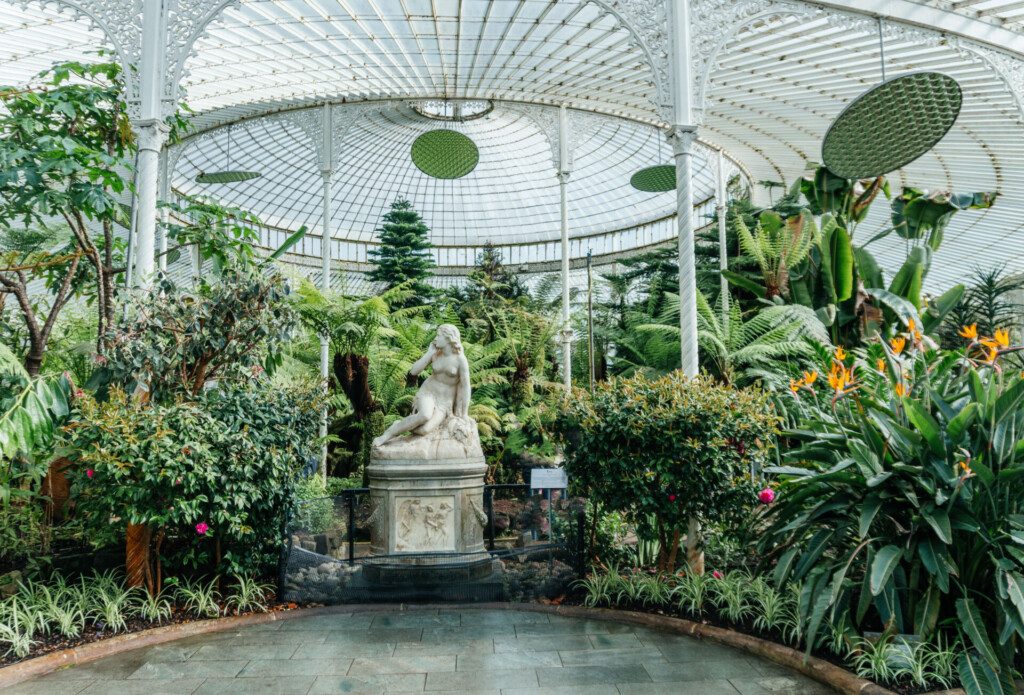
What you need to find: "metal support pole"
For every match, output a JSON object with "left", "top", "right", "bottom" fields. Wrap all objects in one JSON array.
[
  {"left": 319, "top": 104, "right": 334, "bottom": 482},
  {"left": 586, "top": 250, "right": 595, "bottom": 392},
  {"left": 485, "top": 487, "right": 495, "bottom": 551},
  {"left": 557, "top": 105, "right": 572, "bottom": 393},
  {"left": 667, "top": 0, "right": 699, "bottom": 378},
  {"left": 131, "top": 0, "right": 168, "bottom": 289},
  {"left": 158, "top": 147, "right": 170, "bottom": 273},
  {"left": 716, "top": 148, "right": 729, "bottom": 331},
  {"left": 132, "top": 122, "right": 167, "bottom": 287},
  {"left": 669, "top": 0, "right": 703, "bottom": 574},
  {"left": 347, "top": 492, "right": 355, "bottom": 565}
]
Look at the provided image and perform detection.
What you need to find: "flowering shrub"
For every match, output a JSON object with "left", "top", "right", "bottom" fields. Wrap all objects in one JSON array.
[
  {"left": 555, "top": 372, "right": 778, "bottom": 571},
  {"left": 762, "top": 322, "right": 1024, "bottom": 693},
  {"left": 66, "top": 383, "right": 319, "bottom": 579}
]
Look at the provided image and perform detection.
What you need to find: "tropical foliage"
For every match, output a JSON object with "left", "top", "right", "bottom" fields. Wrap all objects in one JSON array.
[
  {"left": 555, "top": 372, "right": 778, "bottom": 571},
  {"left": 762, "top": 323, "right": 1024, "bottom": 693}
]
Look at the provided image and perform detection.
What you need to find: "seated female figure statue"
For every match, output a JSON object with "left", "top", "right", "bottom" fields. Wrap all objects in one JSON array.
[{"left": 371, "top": 324, "right": 479, "bottom": 458}]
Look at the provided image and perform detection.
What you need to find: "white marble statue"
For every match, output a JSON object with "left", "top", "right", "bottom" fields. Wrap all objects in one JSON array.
[{"left": 371, "top": 324, "right": 483, "bottom": 460}]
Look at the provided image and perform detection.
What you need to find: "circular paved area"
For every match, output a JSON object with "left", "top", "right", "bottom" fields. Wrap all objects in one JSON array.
[{"left": 7, "top": 608, "right": 834, "bottom": 694}]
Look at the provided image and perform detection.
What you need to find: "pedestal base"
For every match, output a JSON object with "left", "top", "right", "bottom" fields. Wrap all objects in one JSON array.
[{"left": 366, "top": 456, "right": 489, "bottom": 565}]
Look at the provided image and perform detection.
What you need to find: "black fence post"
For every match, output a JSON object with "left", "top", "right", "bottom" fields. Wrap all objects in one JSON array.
[
  {"left": 347, "top": 491, "right": 356, "bottom": 565},
  {"left": 278, "top": 507, "right": 292, "bottom": 601},
  {"left": 575, "top": 507, "right": 586, "bottom": 577},
  {"left": 484, "top": 486, "right": 495, "bottom": 551}
]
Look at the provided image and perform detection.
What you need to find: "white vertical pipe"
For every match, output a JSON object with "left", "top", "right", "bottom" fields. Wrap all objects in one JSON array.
[
  {"left": 558, "top": 105, "right": 572, "bottom": 393},
  {"left": 157, "top": 147, "right": 169, "bottom": 273},
  {"left": 669, "top": 0, "right": 703, "bottom": 575},
  {"left": 131, "top": 0, "right": 167, "bottom": 289},
  {"left": 319, "top": 104, "right": 334, "bottom": 481},
  {"left": 668, "top": 0, "right": 698, "bottom": 378},
  {"left": 716, "top": 148, "right": 729, "bottom": 331}
]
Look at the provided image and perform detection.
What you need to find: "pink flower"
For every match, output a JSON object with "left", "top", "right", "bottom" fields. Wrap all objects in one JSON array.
[
  {"left": 195, "top": 522, "right": 209, "bottom": 535},
  {"left": 85, "top": 469, "right": 94, "bottom": 479},
  {"left": 668, "top": 493, "right": 677, "bottom": 502},
  {"left": 74, "top": 389, "right": 85, "bottom": 399},
  {"left": 758, "top": 488, "right": 776, "bottom": 505},
  {"left": 94, "top": 355, "right": 108, "bottom": 366},
  {"left": 712, "top": 570, "right": 724, "bottom": 580}
]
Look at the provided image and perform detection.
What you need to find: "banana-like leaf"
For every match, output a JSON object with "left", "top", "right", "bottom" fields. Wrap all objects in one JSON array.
[
  {"left": 870, "top": 545, "right": 901, "bottom": 596},
  {"left": 957, "top": 598, "right": 1000, "bottom": 671},
  {"left": 828, "top": 222, "right": 854, "bottom": 301},
  {"left": 922, "top": 283, "right": 965, "bottom": 334},
  {"left": 721, "top": 270, "right": 767, "bottom": 298}
]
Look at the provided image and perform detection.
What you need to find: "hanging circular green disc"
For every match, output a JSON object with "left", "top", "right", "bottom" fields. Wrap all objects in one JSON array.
[
  {"left": 195, "top": 171, "right": 263, "bottom": 184},
  {"left": 822, "top": 72, "right": 961, "bottom": 180},
  {"left": 630, "top": 164, "right": 675, "bottom": 192},
  {"left": 411, "top": 130, "right": 479, "bottom": 179}
]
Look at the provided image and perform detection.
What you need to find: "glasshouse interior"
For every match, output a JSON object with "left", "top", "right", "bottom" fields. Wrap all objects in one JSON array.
[{"left": 2, "top": 0, "right": 1024, "bottom": 694}]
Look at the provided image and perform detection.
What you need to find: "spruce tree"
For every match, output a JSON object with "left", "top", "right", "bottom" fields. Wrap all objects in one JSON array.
[{"left": 368, "top": 198, "right": 435, "bottom": 305}]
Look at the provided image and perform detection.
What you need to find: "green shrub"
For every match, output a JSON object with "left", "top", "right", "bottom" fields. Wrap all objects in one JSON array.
[
  {"left": 66, "top": 382, "right": 319, "bottom": 577},
  {"left": 556, "top": 372, "right": 778, "bottom": 570},
  {"left": 763, "top": 326, "right": 1024, "bottom": 692}
]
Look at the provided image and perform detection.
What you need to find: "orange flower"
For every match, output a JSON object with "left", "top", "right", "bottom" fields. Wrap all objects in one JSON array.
[
  {"left": 894, "top": 382, "right": 907, "bottom": 397},
  {"left": 890, "top": 336, "right": 906, "bottom": 355},
  {"left": 876, "top": 358, "right": 886, "bottom": 372},
  {"left": 828, "top": 364, "right": 847, "bottom": 393},
  {"left": 908, "top": 319, "right": 922, "bottom": 342},
  {"left": 834, "top": 347, "right": 847, "bottom": 361},
  {"left": 984, "top": 345, "right": 999, "bottom": 364},
  {"left": 803, "top": 370, "right": 818, "bottom": 385},
  {"left": 993, "top": 328, "right": 1010, "bottom": 348},
  {"left": 789, "top": 378, "right": 803, "bottom": 393},
  {"left": 958, "top": 324, "right": 978, "bottom": 341}
]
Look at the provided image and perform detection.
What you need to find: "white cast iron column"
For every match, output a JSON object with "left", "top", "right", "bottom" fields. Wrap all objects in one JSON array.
[
  {"left": 558, "top": 105, "right": 572, "bottom": 394},
  {"left": 319, "top": 104, "right": 334, "bottom": 480},
  {"left": 668, "top": 0, "right": 699, "bottom": 378},
  {"left": 130, "top": 0, "right": 167, "bottom": 288},
  {"left": 716, "top": 148, "right": 729, "bottom": 329},
  {"left": 668, "top": 0, "right": 704, "bottom": 574}
]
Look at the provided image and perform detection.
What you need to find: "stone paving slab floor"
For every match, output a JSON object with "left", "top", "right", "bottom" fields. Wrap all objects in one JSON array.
[{"left": 3, "top": 609, "right": 836, "bottom": 694}]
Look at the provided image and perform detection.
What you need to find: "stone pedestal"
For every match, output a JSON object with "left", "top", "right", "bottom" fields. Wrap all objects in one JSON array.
[{"left": 365, "top": 456, "right": 497, "bottom": 586}]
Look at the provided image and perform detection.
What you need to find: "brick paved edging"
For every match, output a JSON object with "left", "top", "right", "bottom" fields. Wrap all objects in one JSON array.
[{"left": 0, "top": 601, "right": 966, "bottom": 695}]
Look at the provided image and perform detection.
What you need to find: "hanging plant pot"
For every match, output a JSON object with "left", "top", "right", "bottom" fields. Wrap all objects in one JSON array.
[
  {"left": 630, "top": 164, "right": 675, "bottom": 192},
  {"left": 195, "top": 170, "right": 263, "bottom": 184},
  {"left": 411, "top": 130, "right": 479, "bottom": 179},
  {"left": 822, "top": 71, "right": 961, "bottom": 180}
]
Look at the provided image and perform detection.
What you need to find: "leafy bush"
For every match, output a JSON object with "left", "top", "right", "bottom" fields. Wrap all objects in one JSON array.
[
  {"left": 556, "top": 372, "right": 778, "bottom": 570},
  {"left": 762, "top": 325, "right": 1024, "bottom": 693},
  {"left": 66, "top": 382, "right": 319, "bottom": 577}
]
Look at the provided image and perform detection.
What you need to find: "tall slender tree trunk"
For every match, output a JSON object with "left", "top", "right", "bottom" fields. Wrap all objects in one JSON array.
[{"left": 126, "top": 523, "right": 154, "bottom": 593}]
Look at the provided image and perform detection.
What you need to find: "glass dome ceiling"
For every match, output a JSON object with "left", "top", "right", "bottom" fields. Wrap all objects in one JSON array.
[
  {"left": 2, "top": 0, "right": 1023, "bottom": 291},
  {"left": 172, "top": 102, "right": 726, "bottom": 268}
]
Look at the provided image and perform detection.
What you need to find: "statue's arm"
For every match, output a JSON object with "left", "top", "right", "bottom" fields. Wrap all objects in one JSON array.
[
  {"left": 455, "top": 355, "right": 471, "bottom": 417},
  {"left": 410, "top": 343, "right": 435, "bottom": 376}
]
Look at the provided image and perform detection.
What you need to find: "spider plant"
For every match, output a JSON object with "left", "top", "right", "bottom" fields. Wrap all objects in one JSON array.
[
  {"left": 749, "top": 577, "right": 788, "bottom": 634},
  {"left": 636, "top": 574, "right": 673, "bottom": 607},
  {"left": 849, "top": 635, "right": 897, "bottom": 684},
  {"left": 133, "top": 589, "right": 173, "bottom": 623},
  {"left": 0, "top": 621, "right": 35, "bottom": 659},
  {"left": 89, "top": 583, "right": 135, "bottom": 633},
  {"left": 174, "top": 577, "right": 221, "bottom": 618},
  {"left": 712, "top": 571, "right": 754, "bottom": 624},
  {"left": 672, "top": 568, "right": 712, "bottom": 617},
  {"left": 613, "top": 571, "right": 645, "bottom": 606},
  {"left": 576, "top": 572, "right": 616, "bottom": 608},
  {"left": 223, "top": 574, "right": 273, "bottom": 615}
]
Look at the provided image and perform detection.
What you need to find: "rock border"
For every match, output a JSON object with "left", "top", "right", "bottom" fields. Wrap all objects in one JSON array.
[{"left": 0, "top": 601, "right": 965, "bottom": 695}]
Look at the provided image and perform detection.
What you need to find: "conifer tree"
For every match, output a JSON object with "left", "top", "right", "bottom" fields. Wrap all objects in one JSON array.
[{"left": 368, "top": 198, "right": 434, "bottom": 305}]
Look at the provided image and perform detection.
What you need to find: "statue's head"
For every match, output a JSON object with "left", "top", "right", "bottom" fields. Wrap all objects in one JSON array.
[{"left": 435, "top": 324, "right": 463, "bottom": 353}]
